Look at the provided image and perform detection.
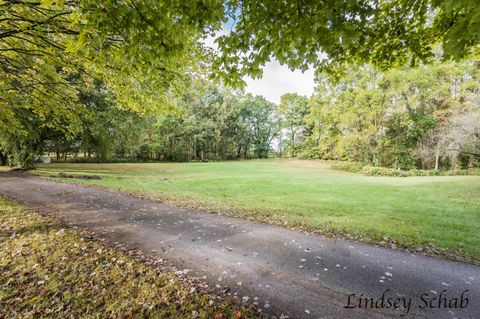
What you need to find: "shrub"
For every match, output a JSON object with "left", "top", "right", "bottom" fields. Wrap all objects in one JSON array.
[
  {"left": 330, "top": 161, "right": 363, "bottom": 173},
  {"left": 331, "top": 161, "right": 480, "bottom": 177},
  {"left": 65, "top": 157, "right": 143, "bottom": 164}
]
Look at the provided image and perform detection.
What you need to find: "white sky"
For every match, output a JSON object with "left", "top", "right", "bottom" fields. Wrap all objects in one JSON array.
[
  {"left": 244, "top": 62, "right": 315, "bottom": 104},
  {"left": 203, "top": 33, "right": 315, "bottom": 104}
]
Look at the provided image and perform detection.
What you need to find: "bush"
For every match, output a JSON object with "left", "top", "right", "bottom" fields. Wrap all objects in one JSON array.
[
  {"left": 65, "top": 157, "right": 143, "bottom": 164},
  {"left": 331, "top": 161, "right": 480, "bottom": 177},
  {"left": 330, "top": 161, "right": 363, "bottom": 173}
]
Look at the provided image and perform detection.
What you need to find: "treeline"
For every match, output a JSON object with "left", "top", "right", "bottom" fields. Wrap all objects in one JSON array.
[
  {"left": 5, "top": 82, "right": 279, "bottom": 164},
  {"left": 1, "top": 60, "right": 479, "bottom": 170},
  {"left": 279, "top": 60, "right": 480, "bottom": 170}
]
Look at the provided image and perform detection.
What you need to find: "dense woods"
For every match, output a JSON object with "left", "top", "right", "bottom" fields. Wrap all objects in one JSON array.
[
  {"left": 1, "top": 0, "right": 479, "bottom": 169},
  {"left": 21, "top": 81, "right": 279, "bottom": 163},
  {"left": 298, "top": 60, "right": 480, "bottom": 170},
  {"left": 2, "top": 58, "right": 478, "bottom": 171}
]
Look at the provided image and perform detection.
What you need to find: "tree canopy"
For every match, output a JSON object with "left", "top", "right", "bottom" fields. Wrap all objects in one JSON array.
[
  {"left": 0, "top": 0, "right": 224, "bottom": 111},
  {"left": 215, "top": 0, "right": 480, "bottom": 84},
  {"left": 2, "top": 0, "right": 479, "bottom": 93}
]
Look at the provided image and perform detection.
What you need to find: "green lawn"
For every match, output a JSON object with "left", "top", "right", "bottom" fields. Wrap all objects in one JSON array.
[{"left": 34, "top": 160, "right": 480, "bottom": 262}]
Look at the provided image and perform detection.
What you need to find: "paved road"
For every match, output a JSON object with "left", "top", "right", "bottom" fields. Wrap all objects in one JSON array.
[{"left": 0, "top": 175, "right": 478, "bottom": 319}]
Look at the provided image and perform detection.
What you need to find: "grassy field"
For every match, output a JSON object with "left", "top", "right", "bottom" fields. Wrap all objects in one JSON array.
[
  {"left": 34, "top": 160, "right": 480, "bottom": 262},
  {"left": 0, "top": 197, "right": 252, "bottom": 318}
]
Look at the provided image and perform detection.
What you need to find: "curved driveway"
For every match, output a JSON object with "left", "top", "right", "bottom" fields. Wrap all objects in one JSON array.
[{"left": 0, "top": 175, "right": 478, "bottom": 319}]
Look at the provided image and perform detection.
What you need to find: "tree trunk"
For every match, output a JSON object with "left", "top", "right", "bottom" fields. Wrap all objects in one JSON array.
[
  {"left": 291, "top": 128, "right": 296, "bottom": 157},
  {"left": 434, "top": 141, "right": 441, "bottom": 170},
  {"left": 434, "top": 151, "right": 440, "bottom": 170}
]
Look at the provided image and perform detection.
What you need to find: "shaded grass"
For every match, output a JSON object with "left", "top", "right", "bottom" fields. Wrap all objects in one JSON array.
[
  {"left": 0, "top": 197, "right": 252, "bottom": 318},
  {"left": 33, "top": 159, "right": 480, "bottom": 263}
]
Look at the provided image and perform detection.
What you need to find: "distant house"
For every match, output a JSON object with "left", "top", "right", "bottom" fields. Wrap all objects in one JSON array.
[{"left": 34, "top": 155, "right": 51, "bottom": 164}]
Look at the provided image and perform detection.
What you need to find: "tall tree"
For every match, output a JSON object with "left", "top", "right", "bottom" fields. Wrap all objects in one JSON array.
[{"left": 278, "top": 93, "right": 309, "bottom": 157}]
